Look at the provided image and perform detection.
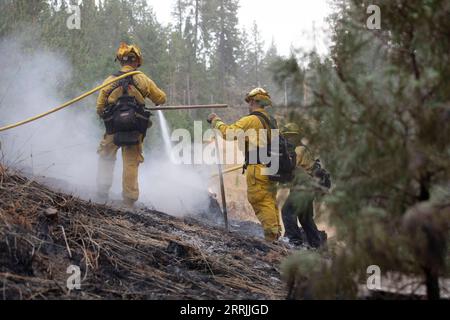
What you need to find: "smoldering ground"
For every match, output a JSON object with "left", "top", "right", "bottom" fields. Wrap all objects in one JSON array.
[{"left": 0, "top": 34, "right": 216, "bottom": 218}]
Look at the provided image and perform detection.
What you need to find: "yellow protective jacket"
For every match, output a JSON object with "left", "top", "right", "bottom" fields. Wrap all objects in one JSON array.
[
  {"left": 212, "top": 107, "right": 272, "bottom": 153},
  {"left": 296, "top": 145, "right": 316, "bottom": 174},
  {"left": 277, "top": 143, "right": 316, "bottom": 196},
  {"left": 96, "top": 65, "right": 166, "bottom": 116}
]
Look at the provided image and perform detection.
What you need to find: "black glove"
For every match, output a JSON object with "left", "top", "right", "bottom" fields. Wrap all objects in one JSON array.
[
  {"left": 312, "top": 160, "right": 332, "bottom": 189},
  {"left": 317, "top": 169, "right": 331, "bottom": 189}
]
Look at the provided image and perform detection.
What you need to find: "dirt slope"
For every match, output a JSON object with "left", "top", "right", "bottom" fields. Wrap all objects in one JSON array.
[{"left": 0, "top": 168, "right": 289, "bottom": 300}]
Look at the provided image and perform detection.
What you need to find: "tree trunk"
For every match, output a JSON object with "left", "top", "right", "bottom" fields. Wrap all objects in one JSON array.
[
  {"left": 194, "top": 0, "right": 199, "bottom": 60},
  {"left": 424, "top": 267, "right": 440, "bottom": 300}
]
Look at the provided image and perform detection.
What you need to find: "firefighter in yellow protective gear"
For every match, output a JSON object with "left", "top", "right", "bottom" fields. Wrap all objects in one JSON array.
[
  {"left": 281, "top": 123, "right": 316, "bottom": 174},
  {"left": 96, "top": 42, "right": 166, "bottom": 207},
  {"left": 280, "top": 123, "right": 330, "bottom": 248},
  {"left": 207, "top": 88, "right": 282, "bottom": 241}
]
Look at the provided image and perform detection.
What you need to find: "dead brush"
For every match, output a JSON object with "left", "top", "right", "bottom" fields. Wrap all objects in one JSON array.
[{"left": 0, "top": 170, "right": 289, "bottom": 300}]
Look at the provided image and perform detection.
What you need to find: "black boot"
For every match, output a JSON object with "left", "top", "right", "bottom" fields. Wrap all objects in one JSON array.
[{"left": 282, "top": 197, "right": 306, "bottom": 245}]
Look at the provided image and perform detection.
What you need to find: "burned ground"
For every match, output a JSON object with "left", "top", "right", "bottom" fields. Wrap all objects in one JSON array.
[{"left": 0, "top": 168, "right": 289, "bottom": 300}]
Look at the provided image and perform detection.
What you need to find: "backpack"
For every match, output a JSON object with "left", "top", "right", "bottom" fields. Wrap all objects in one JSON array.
[
  {"left": 102, "top": 72, "right": 152, "bottom": 146},
  {"left": 247, "top": 111, "right": 297, "bottom": 183}
]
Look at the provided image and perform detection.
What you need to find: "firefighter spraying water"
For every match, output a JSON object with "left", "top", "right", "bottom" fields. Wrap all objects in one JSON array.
[
  {"left": 0, "top": 42, "right": 229, "bottom": 223},
  {"left": 96, "top": 42, "right": 167, "bottom": 208}
]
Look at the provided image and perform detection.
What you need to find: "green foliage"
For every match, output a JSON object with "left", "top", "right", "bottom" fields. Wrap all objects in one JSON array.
[
  {"left": 0, "top": 0, "right": 285, "bottom": 149},
  {"left": 277, "top": 0, "right": 450, "bottom": 299}
]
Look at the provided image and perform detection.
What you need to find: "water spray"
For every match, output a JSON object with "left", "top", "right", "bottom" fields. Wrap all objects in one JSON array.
[{"left": 157, "top": 110, "right": 176, "bottom": 163}]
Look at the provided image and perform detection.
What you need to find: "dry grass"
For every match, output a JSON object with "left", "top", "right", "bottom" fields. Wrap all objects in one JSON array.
[{"left": 0, "top": 166, "right": 289, "bottom": 300}]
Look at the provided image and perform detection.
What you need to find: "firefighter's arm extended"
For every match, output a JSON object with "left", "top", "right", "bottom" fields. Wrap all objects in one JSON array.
[
  {"left": 210, "top": 115, "right": 260, "bottom": 140},
  {"left": 296, "top": 146, "right": 316, "bottom": 174},
  {"left": 134, "top": 73, "right": 167, "bottom": 106},
  {"left": 297, "top": 146, "right": 332, "bottom": 189}
]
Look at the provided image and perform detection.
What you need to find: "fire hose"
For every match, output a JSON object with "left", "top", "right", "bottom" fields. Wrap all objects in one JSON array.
[
  {"left": 0, "top": 70, "right": 231, "bottom": 232},
  {"left": 0, "top": 71, "right": 227, "bottom": 133}
]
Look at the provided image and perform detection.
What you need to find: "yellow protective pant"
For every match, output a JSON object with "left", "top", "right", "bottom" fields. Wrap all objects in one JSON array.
[
  {"left": 246, "top": 164, "right": 282, "bottom": 241},
  {"left": 97, "top": 134, "right": 144, "bottom": 203}
]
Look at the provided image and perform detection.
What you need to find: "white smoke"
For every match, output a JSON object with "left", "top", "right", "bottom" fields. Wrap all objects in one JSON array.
[
  {"left": 139, "top": 156, "right": 211, "bottom": 217},
  {"left": 0, "top": 34, "right": 101, "bottom": 189},
  {"left": 0, "top": 34, "right": 214, "bottom": 217}
]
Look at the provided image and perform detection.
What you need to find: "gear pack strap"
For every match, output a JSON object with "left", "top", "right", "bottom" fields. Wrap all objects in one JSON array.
[
  {"left": 250, "top": 111, "right": 276, "bottom": 152},
  {"left": 243, "top": 111, "right": 276, "bottom": 172},
  {"left": 113, "top": 71, "right": 133, "bottom": 96},
  {"left": 105, "top": 71, "right": 146, "bottom": 103}
]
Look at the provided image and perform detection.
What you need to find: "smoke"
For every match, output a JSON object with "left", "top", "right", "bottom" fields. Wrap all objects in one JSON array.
[
  {"left": 0, "top": 34, "right": 101, "bottom": 189},
  {"left": 0, "top": 34, "right": 214, "bottom": 217},
  {"left": 139, "top": 156, "right": 211, "bottom": 217}
]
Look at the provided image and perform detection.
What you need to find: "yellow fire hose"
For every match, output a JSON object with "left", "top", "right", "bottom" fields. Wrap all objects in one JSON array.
[
  {"left": 0, "top": 69, "right": 230, "bottom": 134},
  {"left": 0, "top": 71, "right": 145, "bottom": 133},
  {"left": 210, "top": 164, "right": 243, "bottom": 178}
]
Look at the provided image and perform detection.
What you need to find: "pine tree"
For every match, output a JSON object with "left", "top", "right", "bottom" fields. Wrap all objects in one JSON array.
[
  {"left": 202, "top": 0, "right": 240, "bottom": 103},
  {"left": 249, "top": 21, "right": 264, "bottom": 87},
  {"left": 279, "top": 0, "right": 450, "bottom": 299}
]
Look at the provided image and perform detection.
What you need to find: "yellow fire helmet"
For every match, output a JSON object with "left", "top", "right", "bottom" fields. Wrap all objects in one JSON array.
[
  {"left": 245, "top": 87, "right": 272, "bottom": 107},
  {"left": 115, "top": 42, "right": 143, "bottom": 67},
  {"left": 281, "top": 123, "right": 302, "bottom": 136}
]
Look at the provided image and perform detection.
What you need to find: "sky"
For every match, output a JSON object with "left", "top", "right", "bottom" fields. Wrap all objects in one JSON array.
[{"left": 145, "top": 0, "right": 333, "bottom": 56}]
